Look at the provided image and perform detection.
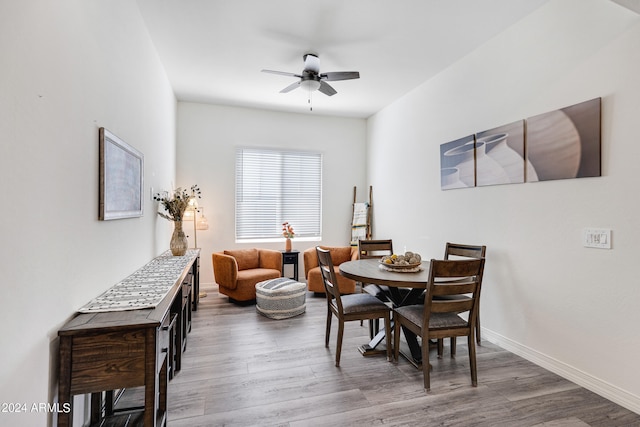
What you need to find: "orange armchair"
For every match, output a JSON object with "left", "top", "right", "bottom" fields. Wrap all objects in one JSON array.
[
  {"left": 212, "top": 248, "right": 282, "bottom": 303},
  {"left": 303, "top": 246, "right": 358, "bottom": 294}
]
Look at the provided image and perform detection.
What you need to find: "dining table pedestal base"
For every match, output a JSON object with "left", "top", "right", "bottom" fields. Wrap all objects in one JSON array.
[
  {"left": 357, "top": 318, "right": 433, "bottom": 368},
  {"left": 358, "top": 326, "right": 388, "bottom": 356},
  {"left": 358, "top": 344, "right": 387, "bottom": 357}
]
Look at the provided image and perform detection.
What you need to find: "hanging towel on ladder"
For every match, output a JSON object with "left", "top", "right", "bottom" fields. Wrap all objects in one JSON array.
[{"left": 351, "top": 202, "right": 369, "bottom": 246}]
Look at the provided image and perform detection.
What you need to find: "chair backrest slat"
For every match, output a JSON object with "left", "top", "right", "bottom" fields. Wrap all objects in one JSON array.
[
  {"left": 431, "top": 281, "right": 477, "bottom": 296},
  {"left": 444, "top": 242, "right": 486, "bottom": 260},
  {"left": 358, "top": 239, "right": 393, "bottom": 259},
  {"left": 431, "top": 299, "right": 475, "bottom": 313}
]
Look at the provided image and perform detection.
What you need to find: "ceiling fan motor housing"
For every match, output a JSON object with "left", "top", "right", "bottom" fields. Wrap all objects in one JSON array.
[{"left": 303, "top": 53, "right": 320, "bottom": 74}]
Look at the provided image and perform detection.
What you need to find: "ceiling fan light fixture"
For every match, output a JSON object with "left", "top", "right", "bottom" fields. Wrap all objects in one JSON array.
[{"left": 300, "top": 79, "right": 321, "bottom": 92}]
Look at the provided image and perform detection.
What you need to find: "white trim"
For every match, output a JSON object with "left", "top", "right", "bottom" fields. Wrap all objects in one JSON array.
[{"left": 482, "top": 328, "right": 640, "bottom": 414}]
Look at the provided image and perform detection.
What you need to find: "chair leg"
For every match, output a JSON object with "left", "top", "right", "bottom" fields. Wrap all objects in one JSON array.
[
  {"left": 450, "top": 336, "right": 456, "bottom": 357},
  {"left": 422, "top": 334, "right": 431, "bottom": 392},
  {"left": 393, "top": 317, "right": 401, "bottom": 362},
  {"left": 437, "top": 339, "right": 444, "bottom": 358},
  {"left": 383, "top": 313, "right": 392, "bottom": 362},
  {"left": 475, "top": 310, "right": 482, "bottom": 345},
  {"left": 468, "top": 334, "right": 477, "bottom": 387},
  {"left": 360, "top": 283, "right": 365, "bottom": 327},
  {"left": 325, "top": 309, "right": 332, "bottom": 348},
  {"left": 335, "top": 320, "right": 344, "bottom": 367}
]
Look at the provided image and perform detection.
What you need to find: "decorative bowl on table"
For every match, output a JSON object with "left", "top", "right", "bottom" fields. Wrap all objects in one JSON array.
[{"left": 379, "top": 252, "right": 422, "bottom": 272}]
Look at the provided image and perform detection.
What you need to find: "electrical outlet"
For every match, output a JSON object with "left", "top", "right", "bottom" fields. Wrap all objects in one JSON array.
[{"left": 583, "top": 228, "right": 612, "bottom": 249}]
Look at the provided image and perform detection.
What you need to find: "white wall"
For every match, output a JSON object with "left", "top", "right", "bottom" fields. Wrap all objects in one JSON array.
[
  {"left": 368, "top": 0, "right": 640, "bottom": 412},
  {"left": 0, "top": 1, "right": 177, "bottom": 426},
  {"left": 176, "top": 102, "right": 367, "bottom": 284}
]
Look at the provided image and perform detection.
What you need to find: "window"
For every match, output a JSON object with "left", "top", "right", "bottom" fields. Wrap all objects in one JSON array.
[{"left": 235, "top": 147, "right": 322, "bottom": 241}]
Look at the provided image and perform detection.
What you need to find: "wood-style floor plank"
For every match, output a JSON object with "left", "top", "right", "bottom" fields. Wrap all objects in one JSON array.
[{"left": 165, "top": 284, "right": 640, "bottom": 426}]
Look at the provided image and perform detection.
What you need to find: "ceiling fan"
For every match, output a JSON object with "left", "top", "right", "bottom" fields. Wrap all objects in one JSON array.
[{"left": 261, "top": 53, "right": 360, "bottom": 96}]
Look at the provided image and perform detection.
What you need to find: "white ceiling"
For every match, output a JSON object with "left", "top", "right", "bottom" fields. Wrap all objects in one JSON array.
[{"left": 136, "top": 0, "right": 554, "bottom": 118}]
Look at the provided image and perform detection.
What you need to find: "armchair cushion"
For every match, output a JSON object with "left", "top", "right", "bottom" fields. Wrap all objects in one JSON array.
[
  {"left": 331, "top": 246, "right": 354, "bottom": 265},
  {"left": 224, "top": 249, "right": 259, "bottom": 270}
]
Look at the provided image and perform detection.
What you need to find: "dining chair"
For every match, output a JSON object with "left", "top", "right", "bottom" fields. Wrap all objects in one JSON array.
[
  {"left": 357, "top": 239, "right": 394, "bottom": 337},
  {"left": 358, "top": 239, "right": 394, "bottom": 260},
  {"left": 437, "top": 243, "right": 487, "bottom": 357},
  {"left": 393, "top": 258, "right": 485, "bottom": 391},
  {"left": 316, "top": 247, "right": 393, "bottom": 367}
]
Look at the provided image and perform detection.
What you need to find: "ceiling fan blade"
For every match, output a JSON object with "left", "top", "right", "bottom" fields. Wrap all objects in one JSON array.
[
  {"left": 303, "top": 53, "right": 320, "bottom": 73},
  {"left": 280, "top": 81, "right": 301, "bottom": 93},
  {"left": 321, "top": 71, "right": 360, "bottom": 81},
  {"left": 262, "top": 69, "right": 301, "bottom": 78},
  {"left": 318, "top": 81, "right": 337, "bottom": 96}
]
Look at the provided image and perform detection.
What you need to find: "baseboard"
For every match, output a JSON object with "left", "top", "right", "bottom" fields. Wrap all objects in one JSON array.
[{"left": 482, "top": 328, "right": 640, "bottom": 415}]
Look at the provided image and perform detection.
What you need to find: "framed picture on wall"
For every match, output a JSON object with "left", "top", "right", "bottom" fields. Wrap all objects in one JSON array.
[
  {"left": 526, "top": 98, "right": 601, "bottom": 182},
  {"left": 99, "top": 127, "right": 144, "bottom": 220}
]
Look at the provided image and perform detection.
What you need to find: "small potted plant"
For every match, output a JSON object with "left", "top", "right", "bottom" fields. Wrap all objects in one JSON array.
[{"left": 282, "top": 221, "right": 295, "bottom": 252}]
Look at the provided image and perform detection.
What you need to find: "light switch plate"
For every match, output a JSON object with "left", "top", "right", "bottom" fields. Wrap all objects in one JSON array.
[{"left": 583, "top": 228, "right": 612, "bottom": 249}]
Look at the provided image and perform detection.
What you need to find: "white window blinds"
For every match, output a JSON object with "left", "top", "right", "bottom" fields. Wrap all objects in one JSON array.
[{"left": 235, "top": 147, "right": 322, "bottom": 240}]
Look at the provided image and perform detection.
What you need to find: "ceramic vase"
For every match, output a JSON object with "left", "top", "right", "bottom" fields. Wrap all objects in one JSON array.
[
  {"left": 285, "top": 238, "right": 292, "bottom": 252},
  {"left": 170, "top": 221, "right": 188, "bottom": 256},
  {"left": 474, "top": 141, "right": 510, "bottom": 186},
  {"left": 443, "top": 142, "right": 476, "bottom": 187},
  {"left": 441, "top": 167, "right": 467, "bottom": 189},
  {"left": 479, "top": 133, "right": 524, "bottom": 183}
]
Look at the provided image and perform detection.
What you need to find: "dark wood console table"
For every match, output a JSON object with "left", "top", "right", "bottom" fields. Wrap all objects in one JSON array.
[{"left": 57, "top": 249, "right": 200, "bottom": 427}]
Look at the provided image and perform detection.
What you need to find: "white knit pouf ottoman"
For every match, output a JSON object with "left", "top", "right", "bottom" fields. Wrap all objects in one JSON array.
[{"left": 255, "top": 278, "right": 306, "bottom": 320}]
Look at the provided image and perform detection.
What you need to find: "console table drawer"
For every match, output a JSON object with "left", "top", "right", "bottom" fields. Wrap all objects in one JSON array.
[{"left": 69, "top": 330, "right": 147, "bottom": 394}]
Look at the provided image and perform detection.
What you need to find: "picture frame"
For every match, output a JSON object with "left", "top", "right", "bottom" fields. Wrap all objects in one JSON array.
[
  {"left": 99, "top": 127, "right": 144, "bottom": 220},
  {"left": 526, "top": 97, "right": 601, "bottom": 182}
]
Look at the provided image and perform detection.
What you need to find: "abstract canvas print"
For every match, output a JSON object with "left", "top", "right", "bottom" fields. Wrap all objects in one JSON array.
[
  {"left": 99, "top": 127, "right": 144, "bottom": 220},
  {"left": 475, "top": 120, "right": 525, "bottom": 186},
  {"left": 526, "top": 98, "right": 601, "bottom": 182},
  {"left": 440, "top": 135, "right": 475, "bottom": 190}
]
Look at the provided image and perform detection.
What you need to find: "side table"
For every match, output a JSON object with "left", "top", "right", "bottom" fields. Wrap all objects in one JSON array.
[{"left": 281, "top": 250, "right": 299, "bottom": 281}]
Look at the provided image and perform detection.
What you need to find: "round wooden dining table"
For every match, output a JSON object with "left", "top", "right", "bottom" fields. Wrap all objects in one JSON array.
[{"left": 339, "top": 258, "right": 431, "bottom": 367}]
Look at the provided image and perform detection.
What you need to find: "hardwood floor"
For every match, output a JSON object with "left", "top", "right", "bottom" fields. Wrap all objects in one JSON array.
[{"left": 166, "top": 284, "right": 640, "bottom": 426}]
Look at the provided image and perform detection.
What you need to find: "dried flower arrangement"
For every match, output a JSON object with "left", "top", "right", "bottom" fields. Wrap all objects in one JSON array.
[
  {"left": 282, "top": 222, "right": 295, "bottom": 239},
  {"left": 153, "top": 185, "right": 201, "bottom": 222}
]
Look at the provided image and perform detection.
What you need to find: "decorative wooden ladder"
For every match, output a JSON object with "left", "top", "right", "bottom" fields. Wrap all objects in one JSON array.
[{"left": 351, "top": 185, "right": 372, "bottom": 246}]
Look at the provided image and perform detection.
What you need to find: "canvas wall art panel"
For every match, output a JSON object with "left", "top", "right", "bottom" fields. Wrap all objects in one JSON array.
[
  {"left": 440, "top": 135, "right": 475, "bottom": 190},
  {"left": 526, "top": 98, "right": 601, "bottom": 182},
  {"left": 99, "top": 127, "right": 144, "bottom": 220},
  {"left": 475, "top": 120, "right": 525, "bottom": 186}
]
